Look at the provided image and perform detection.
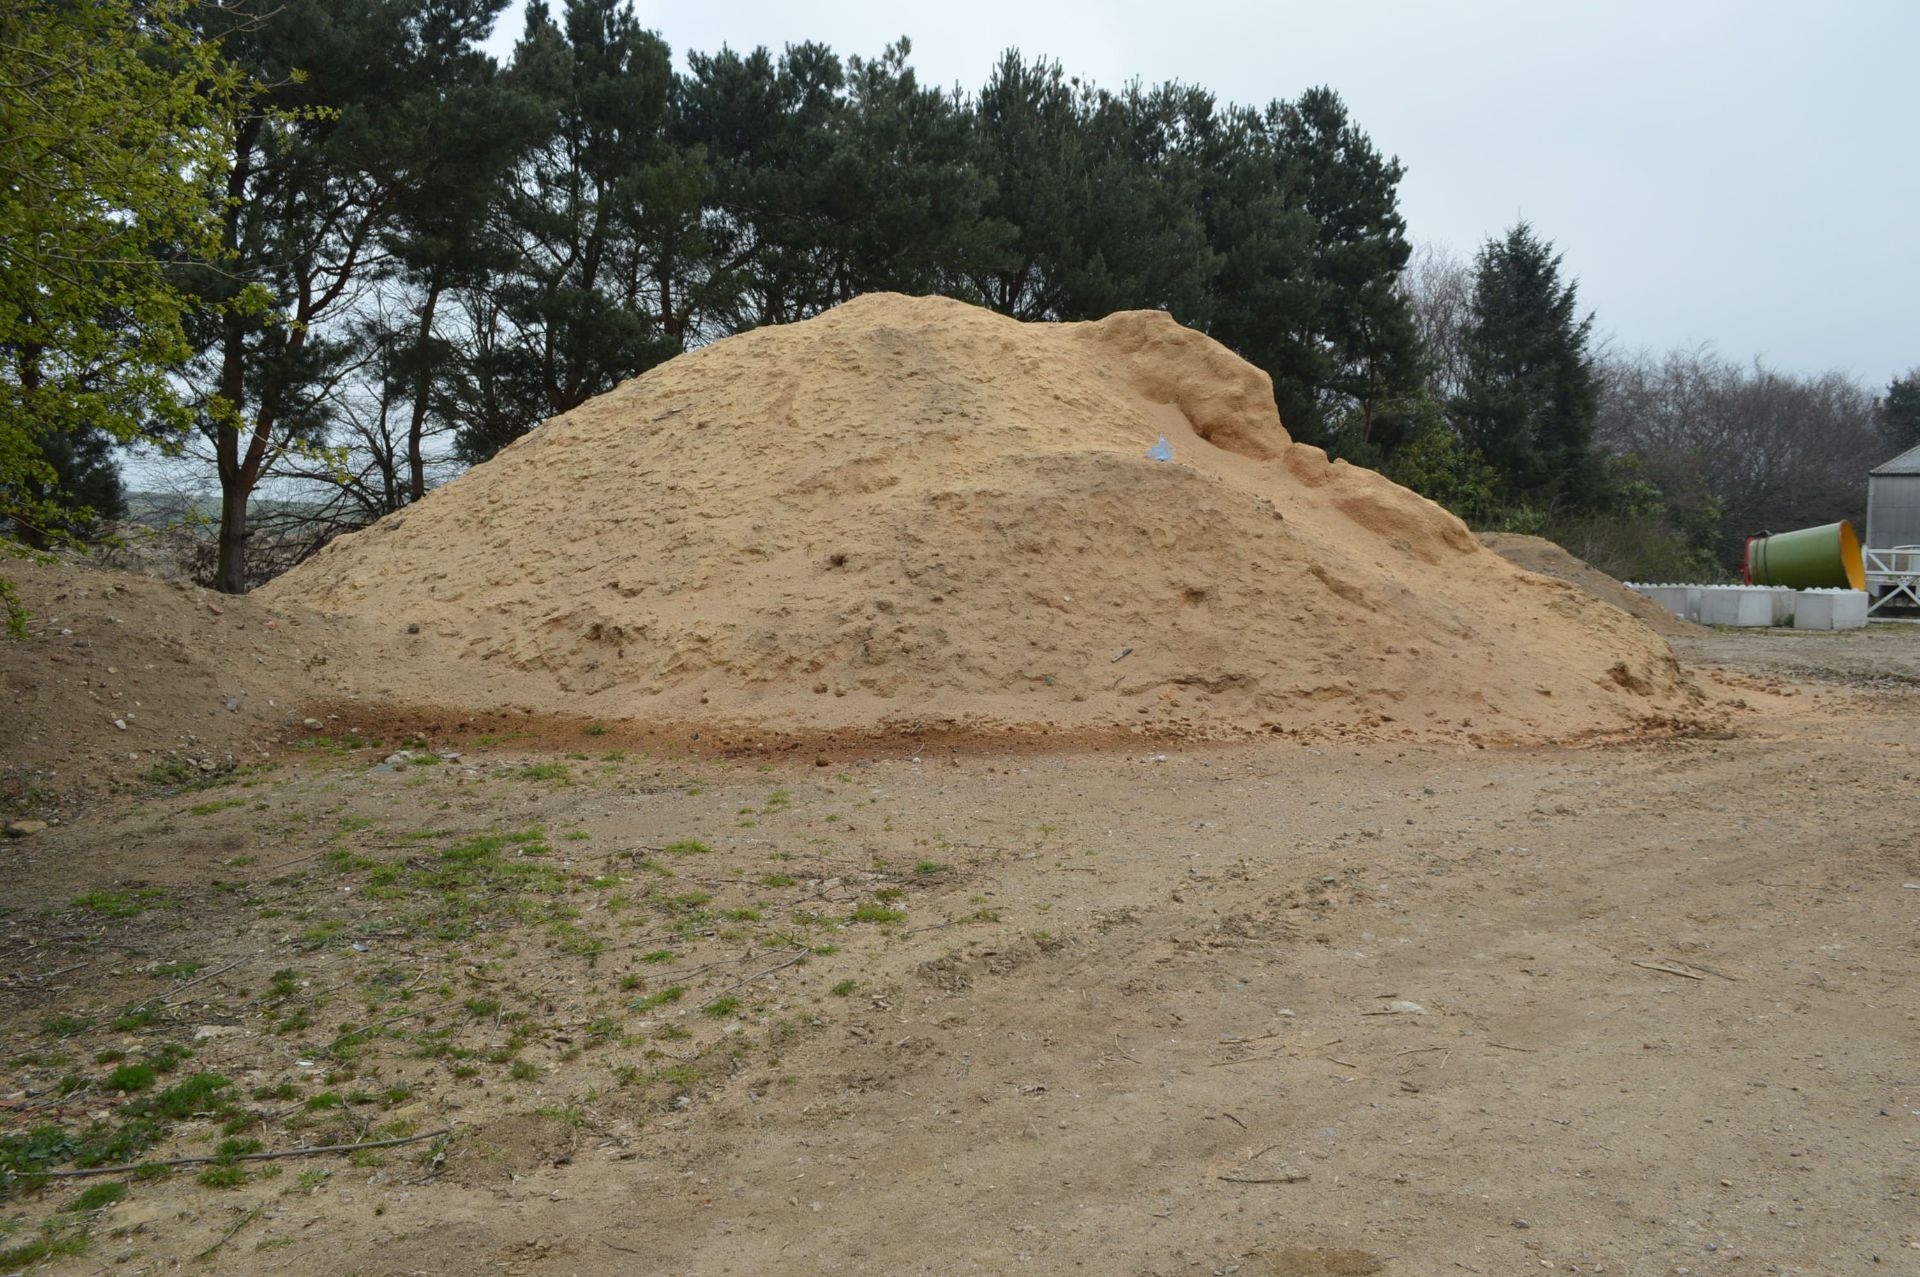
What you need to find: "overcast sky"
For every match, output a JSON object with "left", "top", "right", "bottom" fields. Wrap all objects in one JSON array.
[{"left": 483, "top": 0, "right": 1918, "bottom": 388}]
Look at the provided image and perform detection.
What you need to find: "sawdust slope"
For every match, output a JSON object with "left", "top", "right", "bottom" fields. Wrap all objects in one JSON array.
[
  {"left": 265, "top": 294, "right": 1703, "bottom": 743},
  {"left": 1479, "top": 532, "right": 1703, "bottom": 639}
]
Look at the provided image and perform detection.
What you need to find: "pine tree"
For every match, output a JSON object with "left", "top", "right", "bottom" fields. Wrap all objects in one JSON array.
[
  {"left": 1453, "top": 222, "right": 1603, "bottom": 511},
  {"left": 451, "top": 0, "right": 686, "bottom": 463},
  {"left": 1885, "top": 370, "right": 1920, "bottom": 455},
  {"left": 1199, "top": 88, "right": 1418, "bottom": 452},
  {"left": 180, "top": 0, "right": 512, "bottom": 592}
]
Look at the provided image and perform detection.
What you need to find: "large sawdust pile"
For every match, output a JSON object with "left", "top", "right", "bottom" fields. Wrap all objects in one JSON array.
[{"left": 264, "top": 294, "right": 1705, "bottom": 744}]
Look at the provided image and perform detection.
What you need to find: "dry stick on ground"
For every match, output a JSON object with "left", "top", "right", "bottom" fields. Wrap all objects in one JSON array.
[
  {"left": 0, "top": 959, "right": 90, "bottom": 989},
  {"left": 1631, "top": 960, "right": 1706, "bottom": 981},
  {"left": 1218, "top": 1172, "right": 1310, "bottom": 1184},
  {"left": 195, "top": 1204, "right": 265, "bottom": 1261},
  {"left": 713, "top": 947, "right": 812, "bottom": 995},
  {"left": 1486, "top": 1041, "right": 1538, "bottom": 1053},
  {"left": 43, "top": 1127, "right": 452, "bottom": 1179},
  {"left": 325, "top": 1008, "right": 423, "bottom": 1048},
  {"left": 159, "top": 956, "right": 248, "bottom": 1006}
]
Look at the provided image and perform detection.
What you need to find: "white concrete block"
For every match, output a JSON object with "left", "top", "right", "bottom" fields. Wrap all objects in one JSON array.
[
  {"left": 1698, "top": 586, "right": 1773, "bottom": 627},
  {"left": 1793, "top": 589, "right": 1868, "bottom": 630},
  {"left": 1628, "top": 584, "right": 1692, "bottom": 619}
]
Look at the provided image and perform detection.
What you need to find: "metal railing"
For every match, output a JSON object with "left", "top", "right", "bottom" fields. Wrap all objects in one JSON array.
[{"left": 1864, "top": 546, "right": 1920, "bottom": 613}]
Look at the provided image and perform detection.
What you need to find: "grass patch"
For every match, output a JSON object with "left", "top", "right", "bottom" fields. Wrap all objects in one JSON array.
[
  {"left": 64, "top": 1182, "right": 127, "bottom": 1212},
  {"left": 630, "top": 986, "right": 685, "bottom": 1011},
  {"left": 662, "top": 839, "right": 711, "bottom": 856},
  {"left": 105, "top": 1064, "right": 156, "bottom": 1093},
  {"left": 69, "top": 889, "right": 171, "bottom": 919}
]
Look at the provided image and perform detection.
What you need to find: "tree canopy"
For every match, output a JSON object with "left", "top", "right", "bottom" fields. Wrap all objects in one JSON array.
[
  {"left": 3, "top": 0, "right": 1909, "bottom": 598},
  {"left": 0, "top": 0, "right": 241, "bottom": 604}
]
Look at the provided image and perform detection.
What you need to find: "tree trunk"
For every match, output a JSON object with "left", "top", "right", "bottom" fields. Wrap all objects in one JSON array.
[
  {"left": 406, "top": 273, "right": 443, "bottom": 503},
  {"left": 215, "top": 479, "right": 249, "bottom": 595}
]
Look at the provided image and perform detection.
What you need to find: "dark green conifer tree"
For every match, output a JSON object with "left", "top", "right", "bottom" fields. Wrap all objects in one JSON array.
[{"left": 1453, "top": 221, "right": 1603, "bottom": 510}]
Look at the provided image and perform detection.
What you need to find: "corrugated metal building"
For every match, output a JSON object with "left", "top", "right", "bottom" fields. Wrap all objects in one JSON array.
[{"left": 1868, "top": 442, "right": 1920, "bottom": 548}]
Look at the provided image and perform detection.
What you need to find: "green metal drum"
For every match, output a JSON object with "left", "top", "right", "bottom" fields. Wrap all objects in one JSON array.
[{"left": 1744, "top": 521, "right": 1865, "bottom": 591}]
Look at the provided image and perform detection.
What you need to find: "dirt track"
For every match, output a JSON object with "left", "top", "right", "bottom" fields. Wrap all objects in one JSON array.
[{"left": 2, "top": 629, "right": 1917, "bottom": 1274}]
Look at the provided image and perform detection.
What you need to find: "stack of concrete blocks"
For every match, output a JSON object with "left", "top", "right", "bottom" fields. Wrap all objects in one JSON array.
[
  {"left": 1629, "top": 584, "right": 1697, "bottom": 620},
  {"left": 1791, "top": 589, "right": 1869, "bottom": 630},
  {"left": 1628, "top": 582, "right": 1868, "bottom": 630},
  {"left": 1694, "top": 585, "right": 1776, "bottom": 627}
]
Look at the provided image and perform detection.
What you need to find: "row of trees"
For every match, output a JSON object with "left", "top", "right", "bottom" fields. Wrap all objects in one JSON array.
[
  {"left": 1394, "top": 235, "right": 1907, "bottom": 581},
  {"left": 3, "top": 0, "right": 1914, "bottom": 603},
  {"left": 7, "top": 0, "right": 1437, "bottom": 593}
]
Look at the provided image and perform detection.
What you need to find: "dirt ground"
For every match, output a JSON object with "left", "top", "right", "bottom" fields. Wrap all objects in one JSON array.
[{"left": 4, "top": 620, "right": 1918, "bottom": 1274}]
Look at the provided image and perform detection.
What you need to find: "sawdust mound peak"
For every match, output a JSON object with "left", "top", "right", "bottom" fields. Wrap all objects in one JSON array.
[{"left": 265, "top": 294, "right": 1702, "bottom": 744}]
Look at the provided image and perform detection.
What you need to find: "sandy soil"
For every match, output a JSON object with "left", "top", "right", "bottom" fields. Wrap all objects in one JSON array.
[{"left": 2, "top": 623, "right": 1915, "bottom": 1275}]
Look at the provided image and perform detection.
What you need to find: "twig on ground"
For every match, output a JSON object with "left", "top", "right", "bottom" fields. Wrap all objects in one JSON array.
[
  {"left": 1218, "top": 1172, "right": 1309, "bottom": 1184},
  {"left": 715, "top": 947, "right": 812, "bottom": 995},
  {"left": 159, "top": 957, "right": 247, "bottom": 1005},
  {"left": 324, "top": 1008, "right": 423, "bottom": 1049},
  {"left": 44, "top": 1127, "right": 452, "bottom": 1179},
  {"left": 195, "top": 1204, "right": 265, "bottom": 1261},
  {"left": 1486, "top": 1041, "right": 1537, "bottom": 1053},
  {"left": 1631, "top": 959, "right": 1706, "bottom": 981},
  {"left": 0, "top": 960, "right": 90, "bottom": 990}
]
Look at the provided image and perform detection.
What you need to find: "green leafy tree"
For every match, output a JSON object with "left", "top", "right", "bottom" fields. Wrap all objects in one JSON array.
[
  {"left": 1, "top": 0, "right": 240, "bottom": 622},
  {"left": 1453, "top": 222, "right": 1603, "bottom": 510},
  {"left": 10, "top": 426, "right": 127, "bottom": 549},
  {"left": 1381, "top": 392, "right": 1499, "bottom": 523}
]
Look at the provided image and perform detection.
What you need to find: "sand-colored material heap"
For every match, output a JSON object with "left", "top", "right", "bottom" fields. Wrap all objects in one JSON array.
[
  {"left": 1479, "top": 532, "right": 1705, "bottom": 639},
  {"left": 264, "top": 294, "right": 1704, "bottom": 744}
]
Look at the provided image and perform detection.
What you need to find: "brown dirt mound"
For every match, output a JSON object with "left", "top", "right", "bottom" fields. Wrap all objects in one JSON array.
[
  {"left": 262, "top": 293, "right": 1707, "bottom": 744},
  {"left": 1479, "top": 532, "right": 1704, "bottom": 638},
  {"left": 0, "top": 558, "right": 358, "bottom": 813}
]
